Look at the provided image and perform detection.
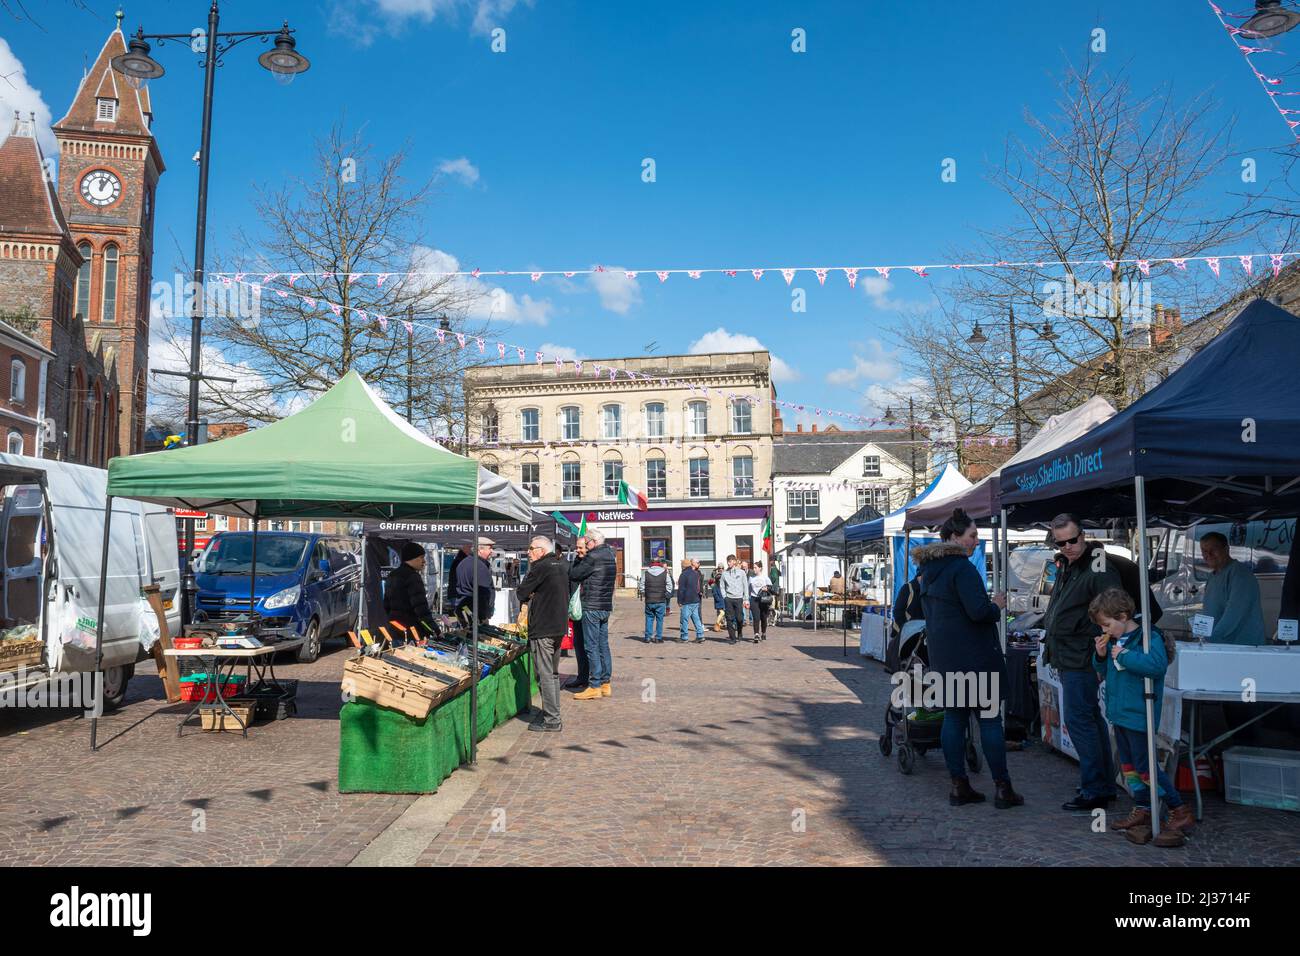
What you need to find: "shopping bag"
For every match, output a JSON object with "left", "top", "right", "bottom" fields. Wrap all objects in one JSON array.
[
  {"left": 560, "top": 621, "right": 574, "bottom": 651},
  {"left": 568, "top": 589, "right": 583, "bottom": 621}
]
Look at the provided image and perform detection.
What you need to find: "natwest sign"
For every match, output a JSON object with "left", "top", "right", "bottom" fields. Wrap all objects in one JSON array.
[
  {"left": 173, "top": 509, "right": 209, "bottom": 519},
  {"left": 561, "top": 504, "right": 768, "bottom": 524}
]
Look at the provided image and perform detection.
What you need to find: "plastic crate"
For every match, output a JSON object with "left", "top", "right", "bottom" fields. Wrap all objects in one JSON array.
[
  {"left": 1223, "top": 746, "right": 1300, "bottom": 812},
  {"left": 172, "top": 637, "right": 206, "bottom": 650},
  {"left": 178, "top": 674, "right": 247, "bottom": 703},
  {"left": 246, "top": 680, "right": 298, "bottom": 721}
]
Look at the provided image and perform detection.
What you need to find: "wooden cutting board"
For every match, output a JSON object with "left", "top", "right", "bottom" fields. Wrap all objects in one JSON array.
[{"left": 142, "top": 585, "right": 181, "bottom": 703}]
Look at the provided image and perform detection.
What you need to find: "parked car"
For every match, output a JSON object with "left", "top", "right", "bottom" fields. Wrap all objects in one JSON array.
[
  {"left": 0, "top": 453, "right": 180, "bottom": 710},
  {"left": 1020, "top": 540, "right": 1134, "bottom": 615},
  {"left": 1148, "top": 519, "right": 1293, "bottom": 641},
  {"left": 194, "top": 531, "right": 361, "bottom": 662}
]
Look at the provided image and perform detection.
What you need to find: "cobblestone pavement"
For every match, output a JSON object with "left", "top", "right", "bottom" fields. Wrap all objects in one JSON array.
[{"left": 3, "top": 596, "right": 1298, "bottom": 866}]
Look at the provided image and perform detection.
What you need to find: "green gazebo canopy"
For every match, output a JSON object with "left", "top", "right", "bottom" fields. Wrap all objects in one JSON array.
[{"left": 107, "top": 371, "right": 533, "bottom": 522}]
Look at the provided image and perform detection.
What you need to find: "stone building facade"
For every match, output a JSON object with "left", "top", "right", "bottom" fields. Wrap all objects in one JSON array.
[{"left": 465, "top": 350, "right": 777, "bottom": 584}]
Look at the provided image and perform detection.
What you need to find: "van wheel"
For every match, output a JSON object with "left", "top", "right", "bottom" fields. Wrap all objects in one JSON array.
[
  {"left": 296, "top": 619, "right": 321, "bottom": 663},
  {"left": 101, "top": 665, "right": 132, "bottom": 710}
]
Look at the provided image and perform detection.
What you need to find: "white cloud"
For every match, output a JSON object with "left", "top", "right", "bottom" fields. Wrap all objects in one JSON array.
[
  {"left": 538, "top": 343, "right": 582, "bottom": 361},
  {"left": 329, "top": 0, "right": 533, "bottom": 44},
  {"left": 0, "top": 37, "right": 55, "bottom": 156},
  {"left": 687, "top": 327, "right": 800, "bottom": 383},
  {"left": 825, "top": 338, "right": 898, "bottom": 387},
  {"left": 438, "top": 157, "right": 480, "bottom": 186},
  {"left": 410, "top": 245, "right": 554, "bottom": 325},
  {"left": 588, "top": 267, "right": 643, "bottom": 315}
]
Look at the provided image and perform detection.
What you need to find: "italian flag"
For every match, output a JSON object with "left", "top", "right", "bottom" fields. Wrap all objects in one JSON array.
[
  {"left": 617, "top": 480, "right": 648, "bottom": 511},
  {"left": 762, "top": 514, "right": 773, "bottom": 553}
]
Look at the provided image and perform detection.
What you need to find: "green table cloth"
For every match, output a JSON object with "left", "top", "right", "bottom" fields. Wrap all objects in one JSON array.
[{"left": 338, "top": 651, "right": 537, "bottom": 794}]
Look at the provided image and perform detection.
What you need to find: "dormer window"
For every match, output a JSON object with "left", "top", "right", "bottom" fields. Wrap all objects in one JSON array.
[
  {"left": 96, "top": 98, "right": 118, "bottom": 121},
  {"left": 143, "top": 111, "right": 153, "bottom": 130}
]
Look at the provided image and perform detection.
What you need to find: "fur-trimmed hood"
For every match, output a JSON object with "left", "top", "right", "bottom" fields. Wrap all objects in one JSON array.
[{"left": 911, "top": 541, "right": 970, "bottom": 564}]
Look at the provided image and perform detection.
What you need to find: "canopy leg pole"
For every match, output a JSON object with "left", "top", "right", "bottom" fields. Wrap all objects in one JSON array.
[
  {"left": 842, "top": 545, "right": 848, "bottom": 657},
  {"left": 999, "top": 508, "right": 1010, "bottom": 653},
  {"left": 90, "top": 495, "right": 114, "bottom": 752},
  {"left": 470, "top": 505, "right": 480, "bottom": 766},
  {"left": 1134, "top": 476, "right": 1160, "bottom": 838},
  {"left": 357, "top": 533, "right": 368, "bottom": 634},
  {"left": 249, "top": 505, "right": 259, "bottom": 620}
]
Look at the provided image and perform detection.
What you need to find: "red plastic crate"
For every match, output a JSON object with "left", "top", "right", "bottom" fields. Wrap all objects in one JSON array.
[
  {"left": 173, "top": 637, "right": 206, "bottom": 650},
  {"left": 178, "top": 675, "right": 246, "bottom": 703}
]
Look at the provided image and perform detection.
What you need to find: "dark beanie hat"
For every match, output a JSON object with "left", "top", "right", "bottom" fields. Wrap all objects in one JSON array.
[{"left": 400, "top": 541, "right": 424, "bottom": 562}]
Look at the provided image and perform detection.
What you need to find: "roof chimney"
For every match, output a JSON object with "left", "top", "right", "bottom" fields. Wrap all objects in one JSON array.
[
  {"left": 796, "top": 424, "right": 803, "bottom": 433},
  {"left": 811, "top": 424, "right": 818, "bottom": 433}
]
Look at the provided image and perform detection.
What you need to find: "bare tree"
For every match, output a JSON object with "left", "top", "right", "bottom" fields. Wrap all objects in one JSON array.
[
  {"left": 151, "top": 123, "right": 492, "bottom": 431},
  {"left": 927, "top": 61, "right": 1248, "bottom": 426}
]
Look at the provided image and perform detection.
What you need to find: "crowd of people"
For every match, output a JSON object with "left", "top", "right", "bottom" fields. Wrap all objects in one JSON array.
[{"left": 900, "top": 506, "right": 1269, "bottom": 849}]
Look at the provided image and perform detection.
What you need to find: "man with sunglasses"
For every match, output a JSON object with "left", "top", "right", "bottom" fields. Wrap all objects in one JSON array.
[
  {"left": 516, "top": 535, "right": 569, "bottom": 732},
  {"left": 1042, "top": 513, "right": 1122, "bottom": 812}
]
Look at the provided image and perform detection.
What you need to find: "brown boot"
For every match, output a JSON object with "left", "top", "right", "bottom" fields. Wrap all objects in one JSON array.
[
  {"left": 1111, "top": 807, "right": 1152, "bottom": 832},
  {"left": 994, "top": 780, "right": 1024, "bottom": 809},
  {"left": 1167, "top": 804, "right": 1196, "bottom": 834},
  {"left": 949, "top": 776, "right": 986, "bottom": 806},
  {"left": 1125, "top": 824, "right": 1153, "bottom": 845},
  {"left": 1152, "top": 826, "right": 1186, "bottom": 848}
]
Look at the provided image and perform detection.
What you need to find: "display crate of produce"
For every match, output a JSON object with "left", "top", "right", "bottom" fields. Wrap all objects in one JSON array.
[
  {"left": 0, "top": 637, "right": 42, "bottom": 671},
  {"left": 178, "top": 673, "right": 247, "bottom": 703},
  {"left": 1223, "top": 746, "right": 1300, "bottom": 812},
  {"left": 198, "top": 700, "right": 256, "bottom": 732},
  {"left": 342, "top": 653, "right": 466, "bottom": 719}
]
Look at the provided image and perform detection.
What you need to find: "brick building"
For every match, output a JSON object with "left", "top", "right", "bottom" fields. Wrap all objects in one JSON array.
[{"left": 0, "top": 22, "right": 165, "bottom": 464}]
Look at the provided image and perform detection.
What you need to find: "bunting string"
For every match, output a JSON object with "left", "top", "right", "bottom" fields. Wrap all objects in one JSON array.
[{"left": 1207, "top": 0, "right": 1300, "bottom": 141}]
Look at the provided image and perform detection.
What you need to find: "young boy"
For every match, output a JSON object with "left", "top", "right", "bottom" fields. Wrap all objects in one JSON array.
[{"left": 1089, "top": 588, "right": 1195, "bottom": 846}]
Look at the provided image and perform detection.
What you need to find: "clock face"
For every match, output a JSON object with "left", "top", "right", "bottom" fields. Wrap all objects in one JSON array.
[{"left": 80, "top": 170, "right": 122, "bottom": 207}]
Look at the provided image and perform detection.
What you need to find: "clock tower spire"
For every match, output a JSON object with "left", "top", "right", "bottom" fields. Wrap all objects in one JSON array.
[{"left": 52, "top": 19, "right": 165, "bottom": 456}]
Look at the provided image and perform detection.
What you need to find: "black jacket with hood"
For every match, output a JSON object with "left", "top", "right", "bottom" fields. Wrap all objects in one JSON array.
[
  {"left": 570, "top": 543, "right": 617, "bottom": 612},
  {"left": 1043, "top": 541, "right": 1123, "bottom": 671},
  {"left": 914, "top": 541, "right": 1006, "bottom": 696}
]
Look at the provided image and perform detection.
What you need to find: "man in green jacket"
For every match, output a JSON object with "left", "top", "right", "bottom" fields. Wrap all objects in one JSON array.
[{"left": 1042, "top": 514, "right": 1122, "bottom": 813}]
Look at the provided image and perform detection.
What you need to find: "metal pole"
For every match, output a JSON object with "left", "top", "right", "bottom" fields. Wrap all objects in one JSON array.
[
  {"left": 1134, "top": 476, "right": 1161, "bottom": 837},
  {"left": 90, "top": 495, "right": 114, "bottom": 752},
  {"left": 908, "top": 397, "right": 917, "bottom": 499},
  {"left": 842, "top": 544, "right": 848, "bottom": 656},
  {"left": 406, "top": 306, "right": 414, "bottom": 423},
  {"left": 1009, "top": 305, "right": 1022, "bottom": 452},
  {"left": 470, "top": 504, "right": 480, "bottom": 765},
  {"left": 181, "top": 0, "right": 222, "bottom": 629},
  {"left": 999, "top": 508, "right": 1010, "bottom": 652},
  {"left": 249, "top": 505, "right": 258, "bottom": 620}
]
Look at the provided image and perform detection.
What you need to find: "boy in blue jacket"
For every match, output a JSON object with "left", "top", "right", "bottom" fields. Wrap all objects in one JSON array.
[{"left": 1089, "top": 589, "right": 1195, "bottom": 843}]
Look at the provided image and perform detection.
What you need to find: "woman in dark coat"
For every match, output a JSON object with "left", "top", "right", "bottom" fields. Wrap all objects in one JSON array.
[{"left": 914, "top": 508, "right": 1023, "bottom": 809}]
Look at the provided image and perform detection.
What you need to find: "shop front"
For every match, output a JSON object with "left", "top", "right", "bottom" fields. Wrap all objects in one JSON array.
[{"left": 559, "top": 502, "right": 772, "bottom": 587}]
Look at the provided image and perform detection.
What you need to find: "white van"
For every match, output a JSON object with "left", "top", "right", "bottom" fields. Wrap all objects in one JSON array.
[
  {"left": 1149, "top": 519, "right": 1292, "bottom": 641},
  {"left": 0, "top": 453, "right": 180, "bottom": 710}
]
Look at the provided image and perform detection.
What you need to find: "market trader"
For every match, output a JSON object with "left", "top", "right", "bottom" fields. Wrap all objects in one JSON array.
[
  {"left": 384, "top": 541, "right": 435, "bottom": 642},
  {"left": 1042, "top": 513, "right": 1123, "bottom": 813},
  {"left": 1199, "top": 532, "right": 1266, "bottom": 645},
  {"left": 455, "top": 536, "right": 496, "bottom": 626}
]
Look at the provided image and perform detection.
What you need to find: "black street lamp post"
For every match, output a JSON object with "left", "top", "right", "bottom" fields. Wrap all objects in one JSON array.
[{"left": 111, "top": 2, "right": 309, "bottom": 625}]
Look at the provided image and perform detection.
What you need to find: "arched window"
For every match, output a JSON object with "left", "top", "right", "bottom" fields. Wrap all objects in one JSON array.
[
  {"left": 645, "top": 450, "right": 667, "bottom": 500},
  {"left": 644, "top": 402, "right": 665, "bottom": 438},
  {"left": 688, "top": 453, "right": 710, "bottom": 498},
  {"left": 687, "top": 400, "right": 708, "bottom": 437},
  {"left": 100, "top": 245, "right": 119, "bottom": 323},
  {"left": 6, "top": 430, "right": 22, "bottom": 455},
  {"left": 731, "top": 399, "right": 752, "bottom": 435},
  {"left": 75, "top": 242, "right": 92, "bottom": 319},
  {"left": 560, "top": 406, "right": 581, "bottom": 441},
  {"left": 601, "top": 403, "right": 622, "bottom": 439},
  {"left": 9, "top": 358, "right": 26, "bottom": 403},
  {"left": 520, "top": 407, "right": 540, "bottom": 442},
  {"left": 481, "top": 406, "right": 499, "bottom": 443}
]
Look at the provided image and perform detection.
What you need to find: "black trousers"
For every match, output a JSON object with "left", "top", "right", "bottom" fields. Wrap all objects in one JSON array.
[
  {"left": 752, "top": 601, "right": 770, "bottom": 637},
  {"left": 724, "top": 598, "right": 746, "bottom": 640}
]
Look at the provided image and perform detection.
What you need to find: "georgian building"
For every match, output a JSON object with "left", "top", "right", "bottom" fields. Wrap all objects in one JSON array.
[{"left": 464, "top": 350, "right": 777, "bottom": 584}]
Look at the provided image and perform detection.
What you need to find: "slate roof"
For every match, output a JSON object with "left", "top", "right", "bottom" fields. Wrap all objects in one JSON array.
[{"left": 772, "top": 428, "right": 925, "bottom": 476}]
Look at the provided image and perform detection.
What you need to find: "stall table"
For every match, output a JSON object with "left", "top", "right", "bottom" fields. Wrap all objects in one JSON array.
[
  {"left": 164, "top": 640, "right": 303, "bottom": 737},
  {"left": 1183, "top": 688, "right": 1300, "bottom": 821}
]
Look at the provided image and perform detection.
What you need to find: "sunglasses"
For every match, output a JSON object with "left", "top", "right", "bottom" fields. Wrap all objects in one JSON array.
[{"left": 1052, "top": 532, "right": 1084, "bottom": 548}]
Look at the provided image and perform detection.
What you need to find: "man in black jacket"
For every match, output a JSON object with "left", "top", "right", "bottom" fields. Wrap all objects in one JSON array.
[
  {"left": 569, "top": 529, "right": 617, "bottom": 700},
  {"left": 516, "top": 535, "right": 568, "bottom": 731},
  {"left": 455, "top": 537, "right": 496, "bottom": 626},
  {"left": 1042, "top": 514, "right": 1122, "bottom": 812},
  {"left": 383, "top": 541, "right": 434, "bottom": 642}
]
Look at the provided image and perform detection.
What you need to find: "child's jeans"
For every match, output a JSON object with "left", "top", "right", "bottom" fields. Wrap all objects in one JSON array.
[{"left": 1113, "top": 724, "right": 1183, "bottom": 813}]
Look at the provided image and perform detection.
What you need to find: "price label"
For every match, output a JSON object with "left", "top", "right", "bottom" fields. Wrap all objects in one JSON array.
[
  {"left": 1191, "top": 613, "right": 1214, "bottom": 639},
  {"left": 1279, "top": 619, "right": 1299, "bottom": 644}
]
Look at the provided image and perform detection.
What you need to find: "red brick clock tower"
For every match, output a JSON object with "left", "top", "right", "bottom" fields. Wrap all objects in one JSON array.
[{"left": 52, "top": 20, "right": 164, "bottom": 456}]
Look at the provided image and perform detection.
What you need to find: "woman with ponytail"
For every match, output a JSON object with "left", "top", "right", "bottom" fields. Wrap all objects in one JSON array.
[{"left": 913, "top": 508, "right": 1023, "bottom": 809}]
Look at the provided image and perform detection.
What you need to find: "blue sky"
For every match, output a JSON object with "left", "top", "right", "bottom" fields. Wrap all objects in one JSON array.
[{"left": 2, "top": 0, "right": 1296, "bottom": 423}]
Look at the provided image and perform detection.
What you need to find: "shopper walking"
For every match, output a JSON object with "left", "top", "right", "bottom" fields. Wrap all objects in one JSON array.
[
  {"left": 711, "top": 566, "right": 727, "bottom": 631},
  {"left": 675, "top": 558, "right": 705, "bottom": 642},
  {"left": 915, "top": 508, "right": 1023, "bottom": 810},
  {"left": 639, "top": 558, "right": 674, "bottom": 643},
  {"left": 749, "top": 561, "right": 773, "bottom": 641},
  {"left": 720, "top": 555, "right": 750, "bottom": 643},
  {"left": 1042, "top": 512, "right": 1122, "bottom": 812},
  {"left": 569, "top": 530, "right": 616, "bottom": 700},
  {"left": 515, "top": 536, "right": 568, "bottom": 732}
]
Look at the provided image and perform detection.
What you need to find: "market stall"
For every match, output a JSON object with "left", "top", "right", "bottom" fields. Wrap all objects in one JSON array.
[
  {"left": 92, "top": 372, "right": 534, "bottom": 781},
  {"left": 794, "top": 506, "right": 884, "bottom": 655},
  {"left": 999, "top": 298, "right": 1300, "bottom": 832}
]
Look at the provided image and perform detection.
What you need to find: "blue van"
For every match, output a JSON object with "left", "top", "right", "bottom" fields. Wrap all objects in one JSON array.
[{"left": 194, "top": 532, "right": 361, "bottom": 662}]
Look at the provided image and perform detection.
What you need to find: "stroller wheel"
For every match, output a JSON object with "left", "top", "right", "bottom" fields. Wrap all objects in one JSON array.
[
  {"left": 898, "top": 744, "right": 916, "bottom": 775},
  {"left": 878, "top": 732, "right": 892, "bottom": 757}
]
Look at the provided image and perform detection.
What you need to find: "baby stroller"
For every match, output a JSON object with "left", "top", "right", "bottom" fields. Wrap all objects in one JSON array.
[{"left": 878, "top": 620, "right": 982, "bottom": 776}]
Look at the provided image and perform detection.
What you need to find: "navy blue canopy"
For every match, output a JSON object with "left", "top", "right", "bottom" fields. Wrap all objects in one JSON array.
[{"left": 1000, "top": 299, "right": 1300, "bottom": 524}]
